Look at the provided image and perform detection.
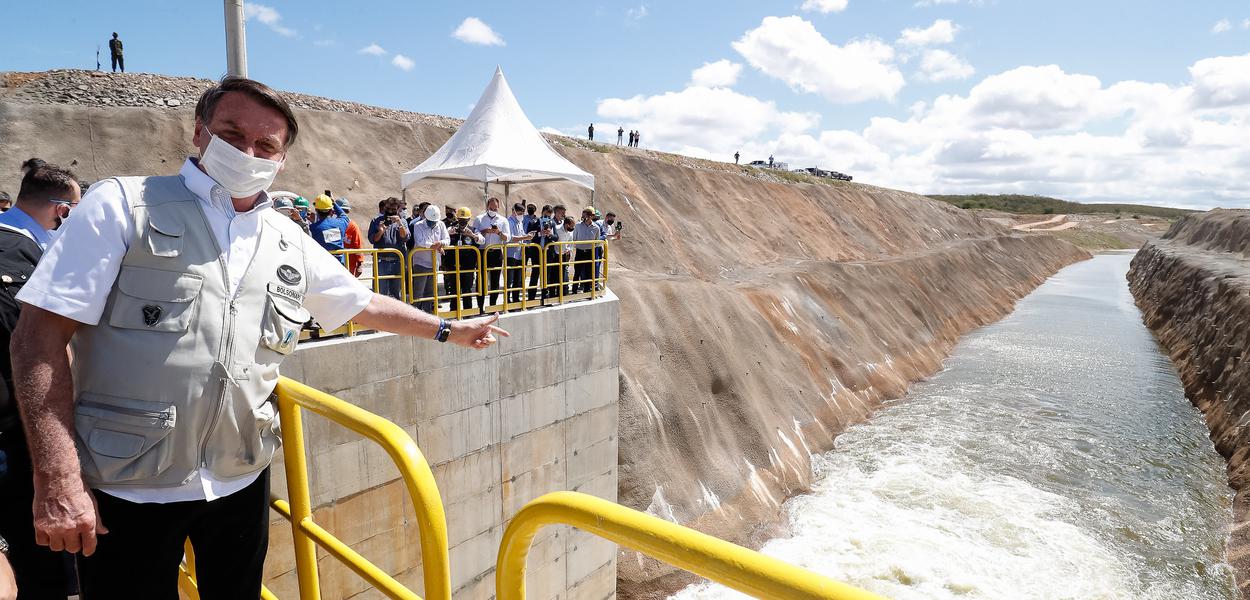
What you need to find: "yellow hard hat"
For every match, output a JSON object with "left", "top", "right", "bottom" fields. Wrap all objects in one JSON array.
[
  {"left": 456, "top": 206, "right": 473, "bottom": 219},
  {"left": 314, "top": 194, "right": 334, "bottom": 211}
]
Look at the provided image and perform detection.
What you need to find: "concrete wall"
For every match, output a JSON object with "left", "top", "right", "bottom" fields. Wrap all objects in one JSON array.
[{"left": 261, "top": 293, "right": 621, "bottom": 600}]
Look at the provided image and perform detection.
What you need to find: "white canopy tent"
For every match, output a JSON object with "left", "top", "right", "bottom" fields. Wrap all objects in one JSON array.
[{"left": 400, "top": 67, "right": 595, "bottom": 202}]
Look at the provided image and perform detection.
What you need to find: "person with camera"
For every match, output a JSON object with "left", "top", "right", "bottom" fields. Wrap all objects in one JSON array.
[
  {"left": 470, "top": 197, "right": 511, "bottom": 308},
  {"left": 368, "top": 197, "right": 410, "bottom": 300},
  {"left": 527, "top": 205, "right": 553, "bottom": 302},
  {"left": 447, "top": 207, "right": 485, "bottom": 312}
]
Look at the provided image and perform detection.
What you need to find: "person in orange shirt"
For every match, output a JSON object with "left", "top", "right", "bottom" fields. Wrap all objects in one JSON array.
[{"left": 335, "top": 198, "right": 364, "bottom": 276}]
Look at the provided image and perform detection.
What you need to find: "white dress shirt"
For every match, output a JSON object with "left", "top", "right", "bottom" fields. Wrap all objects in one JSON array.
[
  {"left": 471, "top": 212, "right": 512, "bottom": 247},
  {"left": 409, "top": 219, "right": 450, "bottom": 268},
  {"left": 17, "top": 158, "right": 374, "bottom": 503}
]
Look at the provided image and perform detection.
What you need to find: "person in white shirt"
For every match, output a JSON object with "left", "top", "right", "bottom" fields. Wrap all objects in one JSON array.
[
  {"left": 409, "top": 204, "right": 450, "bottom": 313},
  {"left": 470, "top": 196, "right": 511, "bottom": 308},
  {"left": 9, "top": 76, "right": 508, "bottom": 600}
]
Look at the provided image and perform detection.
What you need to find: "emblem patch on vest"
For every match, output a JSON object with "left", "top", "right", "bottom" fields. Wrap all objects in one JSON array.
[
  {"left": 277, "top": 265, "right": 302, "bottom": 286},
  {"left": 142, "top": 304, "right": 163, "bottom": 327}
]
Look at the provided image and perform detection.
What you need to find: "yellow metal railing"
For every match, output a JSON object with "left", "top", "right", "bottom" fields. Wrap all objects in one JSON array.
[
  {"left": 544, "top": 240, "right": 608, "bottom": 305},
  {"left": 272, "top": 377, "right": 451, "bottom": 600},
  {"left": 480, "top": 242, "right": 546, "bottom": 314},
  {"left": 498, "top": 492, "right": 885, "bottom": 600},
  {"left": 178, "top": 378, "right": 881, "bottom": 600}
]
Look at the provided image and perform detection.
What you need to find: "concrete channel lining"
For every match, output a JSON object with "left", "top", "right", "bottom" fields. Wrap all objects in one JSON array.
[{"left": 263, "top": 292, "right": 621, "bottom": 600}]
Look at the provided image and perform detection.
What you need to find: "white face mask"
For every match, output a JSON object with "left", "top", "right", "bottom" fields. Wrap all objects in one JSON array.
[
  {"left": 199, "top": 128, "right": 284, "bottom": 198},
  {"left": 486, "top": 209, "right": 498, "bottom": 218}
]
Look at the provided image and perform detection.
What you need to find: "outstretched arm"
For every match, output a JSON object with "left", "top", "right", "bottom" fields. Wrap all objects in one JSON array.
[{"left": 351, "top": 293, "right": 509, "bottom": 349}]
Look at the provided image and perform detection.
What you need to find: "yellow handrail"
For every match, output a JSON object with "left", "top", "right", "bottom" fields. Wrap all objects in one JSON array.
[
  {"left": 274, "top": 377, "right": 452, "bottom": 600},
  {"left": 497, "top": 491, "right": 885, "bottom": 600}
]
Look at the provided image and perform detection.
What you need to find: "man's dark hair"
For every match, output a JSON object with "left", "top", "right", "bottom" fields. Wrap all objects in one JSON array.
[
  {"left": 18, "top": 164, "right": 78, "bottom": 205},
  {"left": 606, "top": 212, "right": 616, "bottom": 218},
  {"left": 0, "top": 191, "right": 9, "bottom": 202},
  {"left": 553, "top": 204, "right": 566, "bottom": 213},
  {"left": 541, "top": 204, "right": 551, "bottom": 213},
  {"left": 378, "top": 200, "right": 387, "bottom": 212},
  {"left": 512, "top": 202, "right": 524, "bottom": 212},
  {"left": 526, "top": 204, "right": 536, "bottom": 214},
  {"left": 195, "top": 76, "right": 299, "bottom": 147},
  {"left": 21, "top": 158, "right": 47, "bottom": 174}
]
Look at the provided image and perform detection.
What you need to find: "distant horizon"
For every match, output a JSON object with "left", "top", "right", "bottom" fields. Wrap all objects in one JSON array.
[{"left": 5, "top": 1, "right": 1250, "bottom": 209}]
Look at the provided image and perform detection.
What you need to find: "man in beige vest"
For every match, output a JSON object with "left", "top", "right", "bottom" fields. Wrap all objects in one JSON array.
[{"left": 10, "top": 76, "right": 507, "bottom": 599}]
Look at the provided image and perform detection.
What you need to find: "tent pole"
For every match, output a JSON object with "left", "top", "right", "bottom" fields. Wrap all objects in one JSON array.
[
  {"left": 504, "top": 183, "right": 511, "bottom": 204},
  {"left": 589, "top": 189, "right": 595, "bottom": 209},
  {"left": 483, "top": 181, "right": 489, "bottom": 203}
]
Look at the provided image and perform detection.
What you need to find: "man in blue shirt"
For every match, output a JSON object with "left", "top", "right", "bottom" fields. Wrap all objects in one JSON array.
[
  {"left": 309, "top": 194, "right": 350, "bottom": 265},
  {"left": 0, "top": 164, "right": 78, "bottom": 252},
  {"left": 368, "top": 196, "right": 411, "bottom": 300},
  {"left": 505, "top": 203, "right": 534, "bottom": 304}
]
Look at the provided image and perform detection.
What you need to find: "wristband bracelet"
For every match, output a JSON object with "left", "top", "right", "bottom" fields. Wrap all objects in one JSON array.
[{"left": 435, "top": 318, "right": 451, "bottom": 343}]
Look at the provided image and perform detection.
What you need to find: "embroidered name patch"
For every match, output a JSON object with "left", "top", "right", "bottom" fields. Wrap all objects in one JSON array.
[{"left": 268, "top": 283, "right": 304, "bottom": 304}]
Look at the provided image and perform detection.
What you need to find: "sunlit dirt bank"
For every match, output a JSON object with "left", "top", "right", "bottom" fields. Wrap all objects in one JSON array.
[{"left": 1130, "top": 210, "right": 1250, "bottom": 599}]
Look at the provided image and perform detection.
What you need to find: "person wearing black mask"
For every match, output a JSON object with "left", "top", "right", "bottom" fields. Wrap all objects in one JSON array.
[
  {"left": 368, "top": 197, "right": 411, "bottom": 300},
  {"left": 447, "top": 207, "right": 485, "bottom": 313}
]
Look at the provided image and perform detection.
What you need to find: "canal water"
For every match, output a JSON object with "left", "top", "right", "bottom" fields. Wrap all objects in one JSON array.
[{"left": 674, "top": 253, "right": 1235, "bottom": 599}]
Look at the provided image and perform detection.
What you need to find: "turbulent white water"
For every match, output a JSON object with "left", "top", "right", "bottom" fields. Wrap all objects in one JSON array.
[{"left": 673, "top": 254, "right": 1235, "bottom": 600}]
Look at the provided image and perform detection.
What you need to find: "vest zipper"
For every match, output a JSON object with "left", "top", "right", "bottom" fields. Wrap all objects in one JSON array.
[{"left": 198, "top": 249, "right": 238, "bottom": 470}]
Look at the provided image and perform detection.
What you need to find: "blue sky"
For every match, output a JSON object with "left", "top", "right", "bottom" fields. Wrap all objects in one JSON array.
[{"left": 7, "top": 1, "right": 1250, "bottom": 208}]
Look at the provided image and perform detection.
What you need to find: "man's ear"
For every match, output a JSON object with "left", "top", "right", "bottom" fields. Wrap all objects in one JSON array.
[{"left": 191, "top": 118, "right": 206, "bottom": 151}]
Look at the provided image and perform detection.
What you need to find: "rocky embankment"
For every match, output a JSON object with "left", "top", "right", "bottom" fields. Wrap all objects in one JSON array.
[
  {"left": 1128, "top": 209, "right": 1250, "bottom": 598},
  {"left": 2, "top": 69, "right": 1094, "bottom": 598}
]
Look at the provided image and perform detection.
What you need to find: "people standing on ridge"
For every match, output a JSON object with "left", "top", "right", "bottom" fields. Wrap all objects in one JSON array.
[
  {"left": 0, "top": 163, "right": 80, "bottom": 600},
  {"left": 617, "top": 126, "right": 624, "bottom": 145},
  {"left": 587, "top": 123, "right": 594, "bottom": 141},
  {"left": 734, "top": 151, "right": 740, "bottom": 165},
  {"left": 768, "top": 154, "right": 774, "bottom": 168},
  {"left": 8, "top": 75, "right": 508, "bottom": 600},
  {"left": 369, "top": 196, "right": 411, "bottom": 300},
  {"left": 633, "top": 130, "right": 641, "bottom": 148},
  {"left": 310, "top": 194, "right": 349, "bottom": 264},
  {"left": 108, "top": 32, "right": 124, "bottom": 73}
]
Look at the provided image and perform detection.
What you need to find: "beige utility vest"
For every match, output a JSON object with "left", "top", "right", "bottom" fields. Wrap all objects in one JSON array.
[{"left": 71, "top": 175, "right": 312, "bottom": 488}]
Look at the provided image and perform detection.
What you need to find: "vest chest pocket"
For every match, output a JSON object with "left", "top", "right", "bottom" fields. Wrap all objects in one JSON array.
[
  {"left": 74, "top": 393, "right": 177, "bottom": 483},
  {"left": 108, "top": 266, "right": 204, "bottom": 332},
  {"left": 262, "top": 289, "right": 310, "bottom": 356},
  {"left": 144, "top": 210, "right": 185, "bottom": 258}
]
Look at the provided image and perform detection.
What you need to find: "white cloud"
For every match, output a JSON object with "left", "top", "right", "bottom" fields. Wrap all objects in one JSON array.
[
  {"left": 391, "top": 54, "right": 415, "bottom": 71},
  {"left": 626, "top": 5, "right": 649, "bottom": 21},
  {"left": 600, "top": 53, "right": 1250, "bottom": 209},
  {"left": 1212, "top": 19, "right": 1232, "bottom": 34},
  {"left": 453, "top": 17, "right": 505, "bottom": 46},
  {"left": 1189, "top": 54, "right": 1250, "bottom": 108},
  {"left": 898, "top": 19, "right": 959, "bottom": 47},
  {"left": 690, "top": 60, "right": 743, "bottom": 88},
  {"left": 916, "top": 49, "right": 974, "bottom": 82},
  {"left": 915, "top": 0, "right": 980, "bottom": 6},
  {"left": 243, "top": 3, "right": 296, "bottom": 37},
  {"left": 800, "top": 0, "right": 849, "bottom": 14},
  {"left": 733, "top": 16, "right": 905, "bottom": 104},
  {"left": 358, "top": 43, "right": 387, "bottom": 56},
  {"left": 1243, "top": 18, "right": 1250, "bottom": 30}
]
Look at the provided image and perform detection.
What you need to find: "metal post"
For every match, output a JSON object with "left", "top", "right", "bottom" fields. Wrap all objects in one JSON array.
[{"left": 224, "top": 0, "right": 248, "bottom": 77}]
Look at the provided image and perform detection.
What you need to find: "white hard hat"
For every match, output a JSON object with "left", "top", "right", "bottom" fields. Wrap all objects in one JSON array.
[{"left": 424, "top": 205, "right": 441, "bottom": 221}]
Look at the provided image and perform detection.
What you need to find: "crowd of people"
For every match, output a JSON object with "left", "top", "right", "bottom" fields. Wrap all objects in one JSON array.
[{"left": 235, "top": 186, "right": 622, "bottom": 322}]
